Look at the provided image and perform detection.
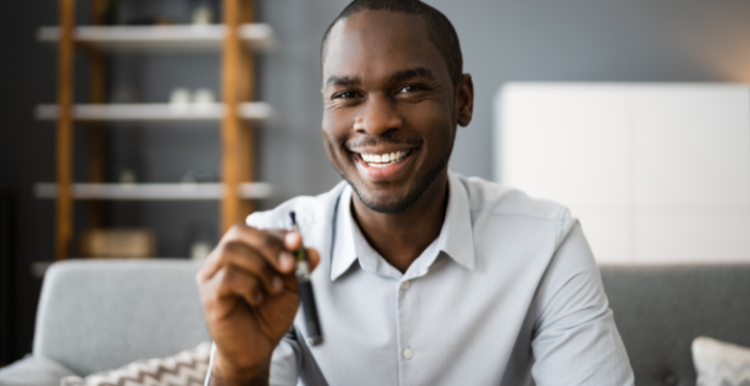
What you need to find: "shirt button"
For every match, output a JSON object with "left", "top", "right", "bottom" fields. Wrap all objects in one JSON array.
[
  {"left": 403, "top": 348, "right": 414, "bottom": 359},
  {"left": 400, "top": 280, "right": 411, "bottom": 290}
]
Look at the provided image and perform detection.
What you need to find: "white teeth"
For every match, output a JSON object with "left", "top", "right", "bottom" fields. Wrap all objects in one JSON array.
[{"left": 360, "top": 150, "right": 409, "bottom": 165}]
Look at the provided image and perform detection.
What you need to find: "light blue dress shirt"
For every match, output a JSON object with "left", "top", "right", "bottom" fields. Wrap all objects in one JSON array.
[{"left": 206, "top": 171, "right": 634, "bottom": 386}]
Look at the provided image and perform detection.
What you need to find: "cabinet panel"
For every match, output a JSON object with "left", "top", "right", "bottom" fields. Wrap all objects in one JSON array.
[
  {"left": 633, "top": 85, "right": 750, "bottom": 205},
  {"left": 499, "top": 83, "right": 629, "bottom": 206}
]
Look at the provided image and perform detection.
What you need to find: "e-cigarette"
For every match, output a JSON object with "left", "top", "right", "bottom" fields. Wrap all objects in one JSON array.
[{"left": 289, "top": 211, "right": 323, "bottom": 346}]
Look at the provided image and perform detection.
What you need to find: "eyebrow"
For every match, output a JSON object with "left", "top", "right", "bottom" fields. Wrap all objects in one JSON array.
[
  {"left": 324, "top": 67, "right": 437, "bottom": 89},
  {"left": 389, "top": 67, "right": 436, "bottom": 83},
  {"left": 325, "top": 75, "right": 362, "bottom": 88}
]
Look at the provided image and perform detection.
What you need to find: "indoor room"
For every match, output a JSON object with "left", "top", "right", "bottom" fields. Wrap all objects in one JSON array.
[{"left": 1, "top": 0, "right": 749, "bottom": 385}]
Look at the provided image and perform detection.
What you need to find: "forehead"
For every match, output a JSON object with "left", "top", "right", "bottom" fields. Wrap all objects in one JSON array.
[{"left": 322, "top": 10, "right": 448, "bottom": 85}]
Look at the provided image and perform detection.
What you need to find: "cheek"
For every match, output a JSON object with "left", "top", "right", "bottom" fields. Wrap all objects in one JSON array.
[
  {"left": 322, "top": 111, "right": 353, "bottom": 157},
  {"left": 403, "top": 103, "right": 454, "bottom": 149}
]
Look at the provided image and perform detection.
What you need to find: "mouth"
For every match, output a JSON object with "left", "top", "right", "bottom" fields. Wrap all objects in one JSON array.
[{"left": 350, "top": 148, "right": 417, "bottom": 180}]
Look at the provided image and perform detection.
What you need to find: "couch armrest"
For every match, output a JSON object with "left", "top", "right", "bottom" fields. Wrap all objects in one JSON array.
[{"left": 0, "top": 355, "right": 77, "bottom": 386}]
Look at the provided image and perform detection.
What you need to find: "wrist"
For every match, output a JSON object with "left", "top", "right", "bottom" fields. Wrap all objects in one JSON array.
[{"left": 211, "top": 353, "right": 271, "bottom": 386}]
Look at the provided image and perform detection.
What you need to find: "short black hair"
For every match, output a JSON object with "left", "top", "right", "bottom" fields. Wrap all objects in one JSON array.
[{"left": 321, "top": 0, "right": 463, "bottom": 86}]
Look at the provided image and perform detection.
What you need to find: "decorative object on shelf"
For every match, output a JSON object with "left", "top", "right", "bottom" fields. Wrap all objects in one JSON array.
[
  {"left": 190, "top": 242, "right": 212, "bottom": 261},
  {"left": 192, "top": 88, "right": 216, "bottom": 105},
  {"left": 188, "top": 222, "right": 216, "bottom": 261},
  {"left": 192, "top": 6, "right": 214, "bottom": 25},
  {"left": 80, "top": 229, "right": 155, "bottom": 258},
  {"left": 169, "top": 88, "right": 191, "bottom": 106},
  {"left": 118, "top": 169, "right": 136, "bottom": 184}
]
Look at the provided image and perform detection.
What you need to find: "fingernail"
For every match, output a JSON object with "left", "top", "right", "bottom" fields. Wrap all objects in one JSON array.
[
  {"left": 272, "top": 275, "right": 284, "bottom": 292},
  {"left": 284, "top": 232, "right": 299, "bottom": 246},
  {"left": 279, "top": 252, "right": 295, "bottom": 270}
]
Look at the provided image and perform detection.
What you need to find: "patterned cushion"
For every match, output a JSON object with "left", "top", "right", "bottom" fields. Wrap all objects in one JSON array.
[
  {"left": 60, "top": 342, "right": 210, "bottom": 386},
  {"left": 693, "top": 336, "right": 750, "bottom": 386}
]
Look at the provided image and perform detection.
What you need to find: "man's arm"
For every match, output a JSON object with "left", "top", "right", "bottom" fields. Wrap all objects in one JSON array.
[
  {"left": 530, "top": 219, "right": 634, "bottom": 385},
  {"left": 196, "top": 224, "right": 319, "bottom": 385},
  {"left": 205, "top": 331, "right": 302, "bottom": 386}
]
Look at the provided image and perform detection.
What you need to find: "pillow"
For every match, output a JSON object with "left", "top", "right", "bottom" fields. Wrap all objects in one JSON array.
[
  {"left": 61, "top": 342, "right": 211, "bottom": 386},
  {"left": 692, "top": 336, "right": 750, "bottom": 386}
]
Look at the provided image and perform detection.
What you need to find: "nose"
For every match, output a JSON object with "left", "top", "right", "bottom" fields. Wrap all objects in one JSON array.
[{"left": 353, "top": 93, "right": 403, "bottom": 136}]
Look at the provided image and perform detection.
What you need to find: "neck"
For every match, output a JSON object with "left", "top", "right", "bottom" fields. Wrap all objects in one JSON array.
[{"left": 351, "top": 171, "right": 449, "bottom": 273}]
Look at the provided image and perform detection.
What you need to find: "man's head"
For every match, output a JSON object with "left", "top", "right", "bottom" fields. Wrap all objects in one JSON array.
[{"left": 320, "top": 0, "right": 474, "bottom": 214}]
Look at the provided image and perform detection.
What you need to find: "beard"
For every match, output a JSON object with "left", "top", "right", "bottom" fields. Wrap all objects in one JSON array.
[{"left": 346, "top": 148, "right": 451, "bottom": 214}]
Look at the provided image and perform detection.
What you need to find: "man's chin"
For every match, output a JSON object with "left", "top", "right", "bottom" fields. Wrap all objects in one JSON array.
[{"left": 356, "top": 193, "right": 415, "bottom": 214}]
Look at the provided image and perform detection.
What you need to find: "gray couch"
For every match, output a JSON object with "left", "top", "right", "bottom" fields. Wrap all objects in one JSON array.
[
  {"left": 0, "top": 260, "right": 748, "bottom": 386},
  {"left": 0, "top": 260, "right": 209, "bottom": 386}
]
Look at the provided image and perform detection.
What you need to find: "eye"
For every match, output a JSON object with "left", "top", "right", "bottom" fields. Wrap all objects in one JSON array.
[
  {"left": 397, "top": 84, "right": 425, "bottom": 94},
  {"left": 333, "top": 91, "right": 360, "bottom": 99}
]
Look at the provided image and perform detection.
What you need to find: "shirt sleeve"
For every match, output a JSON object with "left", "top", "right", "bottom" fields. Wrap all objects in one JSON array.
[
  {"left": 204, "top": 329, "right": 303, "bottom": 386},
  {"left": 529, "top": 216, "right": 634, "bottom": 386}
]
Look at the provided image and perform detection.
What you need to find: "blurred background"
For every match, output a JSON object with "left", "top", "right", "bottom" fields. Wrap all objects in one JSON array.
[{"left": 1, "top": 0, "right": 750, "bottom": 366}]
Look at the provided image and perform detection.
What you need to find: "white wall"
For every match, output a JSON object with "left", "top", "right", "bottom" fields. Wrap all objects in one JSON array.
[{"left": 496, "top": 83, "right": 750, "bottom": 264}]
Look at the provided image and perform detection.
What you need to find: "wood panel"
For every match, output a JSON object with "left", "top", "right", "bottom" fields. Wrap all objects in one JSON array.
[
  {"left": 56, "top": 0, "right": 75, "bottom": 260},
  {"left": 221, "top": 0, "right": 256, "bottom": 232}
]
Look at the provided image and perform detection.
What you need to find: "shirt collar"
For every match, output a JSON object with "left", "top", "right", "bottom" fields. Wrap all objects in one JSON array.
[{"left": 329, "top": 170, "right": 476, "bottom": 281}]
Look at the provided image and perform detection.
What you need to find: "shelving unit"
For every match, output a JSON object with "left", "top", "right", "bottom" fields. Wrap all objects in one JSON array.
[
  {"left": 37, "top": 23, "right": 275, "bottom": 52},
  {"left": 35, "top": 102, "right": 273, "bottom": 122},
  {"left": 34, "top": 182, "right": 273, "bottom": 200},
  {"left": 41, "top": 0, "right": 269, "bottom": 260}
]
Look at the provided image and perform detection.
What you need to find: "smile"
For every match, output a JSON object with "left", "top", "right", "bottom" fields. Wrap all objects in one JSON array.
[
  {"left": 350, "top": 147, "right": 418, "bottom": 180},
  {"left": 359, "top": 150, "right": 412, "bottom": 168}
]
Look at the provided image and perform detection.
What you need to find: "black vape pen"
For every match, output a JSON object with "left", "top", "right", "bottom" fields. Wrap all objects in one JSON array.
[{"left": 289, "top": 211, "right": 323, "bottom": 346}]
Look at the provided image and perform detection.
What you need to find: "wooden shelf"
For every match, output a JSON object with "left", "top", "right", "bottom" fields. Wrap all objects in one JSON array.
[
  {"left": 35, "top": 102, "right": 273, "bottom": 122},
  {"left": 37, "top": 23, "right": 275, "bottom": 52},
  {"left": 34, "top": 182, "right": 273, "bottom": 200}
]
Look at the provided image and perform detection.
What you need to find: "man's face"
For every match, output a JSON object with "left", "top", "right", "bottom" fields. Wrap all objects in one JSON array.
[{"left": 321, "top": 10, "right": 469, "bottom": 213}]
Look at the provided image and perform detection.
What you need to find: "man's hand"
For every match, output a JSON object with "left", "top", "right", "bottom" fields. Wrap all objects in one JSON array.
[{"left": 196, "top": 223, "right": 320, "bottom": 384}]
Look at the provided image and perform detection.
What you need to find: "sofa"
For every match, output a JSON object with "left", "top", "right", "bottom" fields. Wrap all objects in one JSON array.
[{"left": 0, "top": 260, "right": 748, "bottom": 386}]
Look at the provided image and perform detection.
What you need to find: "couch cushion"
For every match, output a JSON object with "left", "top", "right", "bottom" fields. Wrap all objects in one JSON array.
[
  {"left": 600, "top": 264, "right": 750, "bottom": 386},
  {"left": 33, "top": 260, "right": 210, "bottom": 376},
  {"left": 692, "top": 336, "right": 750, "bottom": 386},
  {"left": 61, "top": 342, "right": 210, "bottom": 386},
  {"left": 0, "top": 355, "right": 77, "bottom": 386}
]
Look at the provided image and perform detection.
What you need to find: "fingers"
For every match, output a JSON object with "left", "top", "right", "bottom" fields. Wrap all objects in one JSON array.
[
  {"left": 306, "top": 247, "right": 321, "bottom": 271},
  {"left": 213, "top": 264, "right": 266, "bottom": 307},
  {"left": 198, "top": 224, "right": 321, "bottom": 298},
  {"left": 284, "top": 231, "right": 303, "bottom": 251},
  {"left": 202, "top": 224, "right": 294, "bottom": 280}
]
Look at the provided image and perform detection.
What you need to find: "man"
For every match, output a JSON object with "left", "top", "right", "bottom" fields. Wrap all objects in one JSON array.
[{"left": 197, "top": 1, "right": 634, "bottom": 385}]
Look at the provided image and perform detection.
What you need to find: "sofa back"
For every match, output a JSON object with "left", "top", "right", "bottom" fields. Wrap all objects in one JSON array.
[
  {"left": 600, "top": 264, "right": 750, "bottom": 386},
  {"left": 34, "top": 260, "right": 210, "bottom": 376}
]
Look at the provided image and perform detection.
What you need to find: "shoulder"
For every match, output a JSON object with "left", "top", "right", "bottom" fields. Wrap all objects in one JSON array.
[
  {"left": 245, "top": 180, "right": 348, "bottom": 230},
  {"left": 458, "top": 174, "right": 575, "bottom": 248}
]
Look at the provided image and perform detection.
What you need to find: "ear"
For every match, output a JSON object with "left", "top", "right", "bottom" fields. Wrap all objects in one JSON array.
[{"left": 456, "top": 73, "right": 474, "bottom": 127}]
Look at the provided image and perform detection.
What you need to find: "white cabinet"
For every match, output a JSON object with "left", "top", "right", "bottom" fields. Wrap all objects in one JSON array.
[{"left": 496, "top": 83, "right": 750, "bottom": 264}]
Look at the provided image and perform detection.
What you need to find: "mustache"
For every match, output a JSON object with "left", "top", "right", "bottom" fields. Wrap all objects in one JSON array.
[{"left": 345, "top": 134, "right": 421, "bottom": 150}]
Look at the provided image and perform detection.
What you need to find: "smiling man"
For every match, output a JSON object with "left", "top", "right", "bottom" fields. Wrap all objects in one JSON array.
[{"left": 197, "top": 1, "right": 634, "bottom": 385}]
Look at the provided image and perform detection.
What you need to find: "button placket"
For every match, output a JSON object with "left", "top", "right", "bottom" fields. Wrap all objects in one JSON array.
[{"left": 396, "top": 278, "right": 414, "bottom": 386}]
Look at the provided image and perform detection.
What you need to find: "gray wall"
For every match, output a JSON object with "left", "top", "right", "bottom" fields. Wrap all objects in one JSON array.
[{"left": 2, "top": 0, "right": 750, "bottom": 363}]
